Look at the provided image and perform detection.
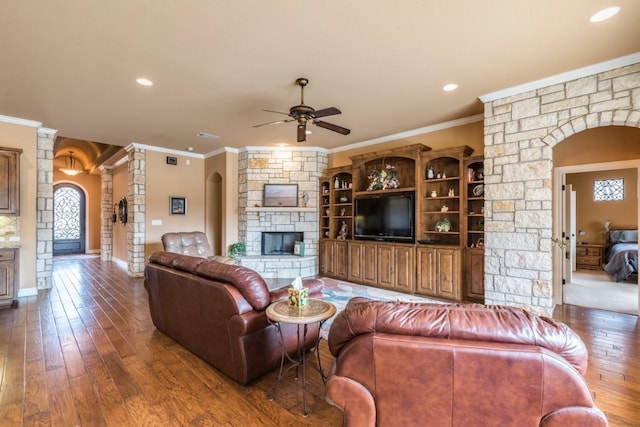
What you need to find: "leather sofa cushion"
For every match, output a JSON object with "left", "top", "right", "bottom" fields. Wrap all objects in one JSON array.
[
  {"left": 162, "top": 231, "right": 213, "bottom": 258},
  {"left": 328, "top": 299, "right": 588, "bottom": 374},
  {"left": 195, "top": 261, "right": 270, "bottom": 311}
]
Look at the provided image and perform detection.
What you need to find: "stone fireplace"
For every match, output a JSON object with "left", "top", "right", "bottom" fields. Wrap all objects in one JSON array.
[{"left": 236, "top": 147, "right": 328, "bottom": 279}]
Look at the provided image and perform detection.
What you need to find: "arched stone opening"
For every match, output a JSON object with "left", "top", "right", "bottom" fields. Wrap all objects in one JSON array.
[{"left": 482, "top": 62, "right": 640, "bottom": 316}]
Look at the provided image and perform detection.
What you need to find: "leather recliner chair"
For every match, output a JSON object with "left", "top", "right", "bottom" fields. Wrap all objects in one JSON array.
[
  {"left": 161, "top": 231, "right": 238, "bottom": 264},
  {"left": 326, "top": 298, "right": 607, "bottom": 427}
]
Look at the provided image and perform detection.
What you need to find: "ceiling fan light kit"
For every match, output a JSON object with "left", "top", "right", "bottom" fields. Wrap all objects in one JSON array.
[{"left": 253, "top": 77, "right": 350, "bottom": 143}]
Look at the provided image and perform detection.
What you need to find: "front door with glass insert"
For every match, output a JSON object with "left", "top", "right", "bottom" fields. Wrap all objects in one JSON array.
[{"left": 53, "top": 183, "right": 86, "bottom": 255}]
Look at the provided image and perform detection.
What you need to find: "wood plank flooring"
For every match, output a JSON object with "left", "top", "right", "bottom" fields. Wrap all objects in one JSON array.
[{"left": 0, "top": 257, "right": 638, "bottom": 426}]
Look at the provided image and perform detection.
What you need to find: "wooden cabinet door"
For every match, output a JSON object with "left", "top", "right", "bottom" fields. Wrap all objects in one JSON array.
[
  {"left": 394, "top": 245, "right": 414, "bottom": 292},
  {"left": 347, "top": 242, "right": 363, "bottom": 282},
  {"left": 0, "top": 249, "right": 16, "bottom": 307},
  {"left": 465, "top": 248, "right": 484, "bottom": 301},
  {"left": 324, "top": 241, "right": 336, "bottom": 276},
  {"left": 377, "top": 245, "right": 394, "bottom": 289},
  {"left": 335, "top": 241, "right": 349, "bottom": 279},
  {"left": 0, "top": 149, "right": 20, "bottom": 215},
  {"left": 318, "top": 240, "right": 328, "bottom": 275},
  {"left": 416, "top": 247, "right": 436, "bottom": 296},
  {"left": 437, "top": 248, "right": 460, "bottom": 300},
  {"left": 362, "top": 243, "right": 378, "bottom": 284}
]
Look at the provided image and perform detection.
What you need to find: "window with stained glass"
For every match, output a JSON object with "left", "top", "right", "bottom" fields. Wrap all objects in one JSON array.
[{"left": 593, "top": 178, "right": 624, "bottom": 201}]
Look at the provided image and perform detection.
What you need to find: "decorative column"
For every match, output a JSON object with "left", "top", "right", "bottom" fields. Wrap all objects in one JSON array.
[
  {"left": 100, "top": 166, "right": 114, "bottom": 261},
  {"left": 127, "top": 146, "right": 146, "bottom": 276},
  {"left": 36, "top": 128, "right": 56, "bottom": 290}
]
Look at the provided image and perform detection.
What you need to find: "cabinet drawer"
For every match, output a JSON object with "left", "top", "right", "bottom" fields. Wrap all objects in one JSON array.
[
  {"left": 577, "top": 256, "right": 600, "bottom": 266},
  {"left": 0, "top": 250, "right": 15, "bottom": 261}
]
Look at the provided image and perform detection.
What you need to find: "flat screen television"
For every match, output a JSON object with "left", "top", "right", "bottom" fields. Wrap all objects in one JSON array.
[{"left": 354, "top": 192, "right": 415, "bottom": 242}]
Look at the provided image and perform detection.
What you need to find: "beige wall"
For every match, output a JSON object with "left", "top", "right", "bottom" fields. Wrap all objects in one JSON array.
[
  {"left": 567, "top": 168, "right": 638, "bottom": 246},
  {"left": 329, "top": 120, "right": 484, "bottom": 167},
  {"left": 0, "top": 121, "right": 38, "bottom": 291},
  {"left": 145, "top": 150, "right": 206, "bottom": 258},
  {"left": 53, "top": 171, "right": 102, "bottom": 252},
  {"left": 205, "top": 150, "right": 238, "bottom": 256}
]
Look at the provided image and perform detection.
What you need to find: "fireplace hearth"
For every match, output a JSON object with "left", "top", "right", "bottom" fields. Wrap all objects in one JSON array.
[{"left": 261, "top": 232, "right": 303, "bottom": 256}]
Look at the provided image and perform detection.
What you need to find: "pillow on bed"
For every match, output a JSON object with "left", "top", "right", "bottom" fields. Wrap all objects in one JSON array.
[{"left": 610, "top": 230, "right": 638, "bottom": 244}]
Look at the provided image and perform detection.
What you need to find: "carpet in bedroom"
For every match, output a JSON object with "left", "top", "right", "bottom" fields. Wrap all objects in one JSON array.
[{"left": 564, "top": 270, "right": 638, "bottom": 315}]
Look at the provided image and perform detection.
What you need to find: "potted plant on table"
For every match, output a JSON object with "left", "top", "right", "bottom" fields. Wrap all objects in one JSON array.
[{"left": 229, "top": 242, "right": 246, "bottom": 259}]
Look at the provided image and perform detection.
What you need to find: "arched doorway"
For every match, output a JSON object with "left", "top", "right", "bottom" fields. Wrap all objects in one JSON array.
[
  {"left": 206, "top": 172, "right": 223, "bottom": 256},
  {"left": 53, "top": 183, "right": 86, "bottom": 255}
]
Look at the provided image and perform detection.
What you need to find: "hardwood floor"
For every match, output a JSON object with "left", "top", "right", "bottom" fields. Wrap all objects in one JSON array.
[{"left": 0, "top": 257, "right": 638, "bottom": 426}]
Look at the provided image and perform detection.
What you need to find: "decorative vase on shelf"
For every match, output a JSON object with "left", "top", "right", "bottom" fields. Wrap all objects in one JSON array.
[
  {"left": 334, "top": 177, "right": 340, "bottom": 189},
  {"left": 427, "top": 165, "right": 435, "bottom": 179}
]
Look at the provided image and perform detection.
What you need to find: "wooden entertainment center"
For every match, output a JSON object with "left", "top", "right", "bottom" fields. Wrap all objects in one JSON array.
[{"left": 318, "top": 144, "right": 485, "bottom": 302}]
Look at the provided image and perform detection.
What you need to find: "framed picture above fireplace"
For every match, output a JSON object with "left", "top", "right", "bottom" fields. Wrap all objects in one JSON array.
[{"left": 263, "top": 184, "right": 298, "bottom": 207}]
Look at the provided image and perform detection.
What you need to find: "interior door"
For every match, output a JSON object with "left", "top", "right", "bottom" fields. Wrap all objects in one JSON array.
[{"left": 562, "top": 183, "right": 576, "bottom": 285}]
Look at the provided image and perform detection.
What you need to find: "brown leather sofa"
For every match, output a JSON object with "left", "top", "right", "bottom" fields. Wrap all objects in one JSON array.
[
  {"left": 326, "top": 298, "right": 607, "bottom": 427},
  {"left": 161, "top": 231, "right": 238, "bottom": 264},
  {"left": 144, "top": 251, "right": 323, "bottom": 385}
]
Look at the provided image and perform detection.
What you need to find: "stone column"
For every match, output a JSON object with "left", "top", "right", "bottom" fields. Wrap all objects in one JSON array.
[
  {"left": 100, "top": 166, "right": 114, "bottom": 261},
  {"left": 127, "top": 147, "right": 146, "bottom": 276},
  {"left": 36, "top": 128, "right": 56, "bottom": 290}
]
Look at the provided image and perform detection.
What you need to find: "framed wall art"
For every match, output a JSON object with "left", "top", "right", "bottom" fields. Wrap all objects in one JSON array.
[
  {"left": 170, "top": 196, "right": 187, "bottom": 215},
  {"left": 263, "top": 184, "right": 298, "bottom": 207}
]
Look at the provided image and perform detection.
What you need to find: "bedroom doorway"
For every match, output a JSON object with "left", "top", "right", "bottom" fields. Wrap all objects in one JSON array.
[{"left": 554, "top": 160, "right": 639, "bottom": 316}]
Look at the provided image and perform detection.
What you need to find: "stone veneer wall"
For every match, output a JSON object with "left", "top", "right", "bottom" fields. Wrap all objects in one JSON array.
[
  {"left": 36, "top": 129, "right": 54, "bottom": 290},
  {"left": 100, "top": 167, "right": 114, "bottom": 261},
  {"left": 482, "top": 62, "right": 640, "bottom": 316},
  {"left": 127, "top": 147, "right": 146, "bottom": 277},
  {"left": 237, "top": 148, "right": 328, "bottom": 279}
]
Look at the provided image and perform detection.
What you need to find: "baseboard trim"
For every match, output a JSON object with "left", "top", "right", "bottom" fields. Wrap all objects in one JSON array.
[{"left": 18, "top": 287, "right": 38, "bottom": 297}]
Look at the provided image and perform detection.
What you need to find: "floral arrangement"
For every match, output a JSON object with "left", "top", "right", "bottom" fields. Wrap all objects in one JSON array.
[{"left": 367, "top": 164, "right": 400, "bottom": 191}]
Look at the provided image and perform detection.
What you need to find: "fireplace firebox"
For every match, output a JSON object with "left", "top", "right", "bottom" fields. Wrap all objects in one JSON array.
[{"left": 261, "top": 232, "right": 303, "bottom": 256}]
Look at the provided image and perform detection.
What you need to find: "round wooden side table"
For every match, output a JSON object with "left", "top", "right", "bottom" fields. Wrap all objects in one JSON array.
[{"left": 266, "top": 298, "right": 336, "bottom": 417}]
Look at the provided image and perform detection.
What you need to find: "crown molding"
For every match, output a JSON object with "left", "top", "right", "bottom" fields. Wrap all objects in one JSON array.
[
  {"left": 329, "top": 114, "right": 483, "bottom": 154},
  {"left": 479, "top": 52, "right": 640, "bottom": 103},
  {"left": 205, "top": 146, "right": 240, "bottom": 158},
  {"left": 127, "top": 142, "right": 204, "bottom": 158},
  {"left": 0, "top": 114, "right": 42, "bottom": 128},
  {"left": 37, "top": 127, "right": 58, "bottom": 137},
  {"left": 240, "top": 146, "right": 329, "bottom": 153}
]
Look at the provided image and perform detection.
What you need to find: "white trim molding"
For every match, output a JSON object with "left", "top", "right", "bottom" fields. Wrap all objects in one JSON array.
[
  {"left": 0, "top": 114, "right": 42, "bottom": 128},
  {"left": 479, "top": 52, "right": 640, "bottom": 103}
]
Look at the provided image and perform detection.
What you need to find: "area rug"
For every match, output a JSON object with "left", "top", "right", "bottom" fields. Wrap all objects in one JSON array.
[{"left": 317, "top": 277, "right": 440, "bottom": 339}]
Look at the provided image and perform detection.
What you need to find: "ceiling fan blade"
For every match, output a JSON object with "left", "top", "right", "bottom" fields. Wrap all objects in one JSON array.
[
  {"left": 313, "top": 107, "right": 341, "bottom": 118},
  {"left": 297, "top": 123, "right": 306, "bottom": 142},
  {"left": 313, "top": 120, "right": 351, "bottom": 135},
  {"left": 252, "top": 119, "right": 290, "bottom": 128},
  {"left": 262, "top": 109, "right": 291, "bottom": 116}
]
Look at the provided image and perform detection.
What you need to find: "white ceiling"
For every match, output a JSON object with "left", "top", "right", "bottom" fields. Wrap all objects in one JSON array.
[{"left": 1, "top": 1, "right": 639, "bottom": 157}]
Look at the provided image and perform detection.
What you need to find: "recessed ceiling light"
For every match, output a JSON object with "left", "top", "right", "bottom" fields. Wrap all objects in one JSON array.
[
  {"left": 136, "top": 77, "right": 153, "bottom": 86},
  {"left": 443, "top": 83, "right": 458, "bottom": 92},
  {"left": 197, "top": 132, "right": 219, "bottom": 140},
  {"left": 589, "top": 6, "right": 620, "bottom": 23},
  {"left": 187, "top": 147, "right": 194, "bottom": 151},
  {"left": 305, "top": 130, "right": 312, "bottom": 135},
  {"left": 278, "top": 142, "right": 287, "bottom": 147}
]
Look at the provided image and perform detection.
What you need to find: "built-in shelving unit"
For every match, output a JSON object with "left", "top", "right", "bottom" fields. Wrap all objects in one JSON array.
[{"left": 318, "top": 144, "right": 484, "bottom": 302}]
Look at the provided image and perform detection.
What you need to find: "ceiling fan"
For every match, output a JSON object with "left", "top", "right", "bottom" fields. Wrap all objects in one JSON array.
[{"left": 253, "top": 77, "right": 351, "bottom": 142}]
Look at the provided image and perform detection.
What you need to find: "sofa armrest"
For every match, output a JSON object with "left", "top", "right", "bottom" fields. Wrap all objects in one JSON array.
[
  {"left": 326, "top": 376, "right": 376, "bottom": 427},
  {"left": 539, "top": 406, "right": 608, "bottom": 427}
]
